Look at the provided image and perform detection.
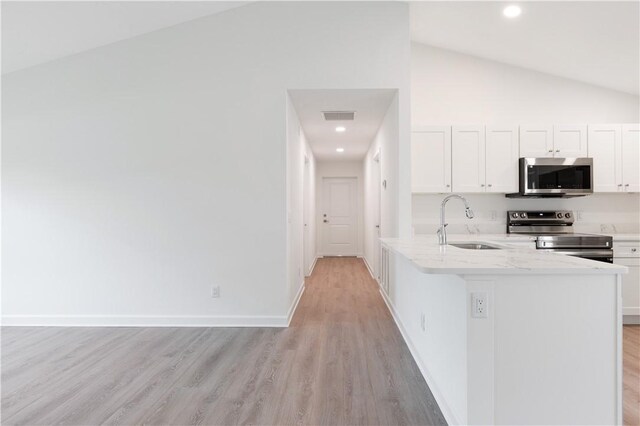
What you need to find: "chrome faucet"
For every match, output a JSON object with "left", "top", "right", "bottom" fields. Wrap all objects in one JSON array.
[{"left": 437, "top": 194, "right": 475, "bottom": 245}]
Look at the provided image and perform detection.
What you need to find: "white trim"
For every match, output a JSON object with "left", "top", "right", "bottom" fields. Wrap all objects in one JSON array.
[
  {"left": 287, "top": 282, "right": 306, "bottom": 326},
  {"left": 4, "top": 284, "right": 308, "bottom": 328},
  {"left": 616, "top": 274, "right": 623, "bottom": 425},
  {"left": 306, "top": 256, "right": 319, "bottom": 277},
  {"left": 1, "top": 314, "right": 290, "bottom": 327},
  {"left": 378, "top": 288, "right": 461, "bottom": 426},
  {"left": 623, "top": 315, "right": 640, "bottom": 325},
  {"left": 362, "top": 255, "right": 376, "bottom": 280}
]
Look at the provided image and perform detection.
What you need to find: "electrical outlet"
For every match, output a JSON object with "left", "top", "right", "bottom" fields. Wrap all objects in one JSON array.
[
  {"left": 420, "top": 313, "right": 426, "bottom": 332},
  {"left": 211, "top": 286, "right": 221, "bottom": 298},
  {"left": 471, "top": 292, "right": 488, "bottom": 318}
]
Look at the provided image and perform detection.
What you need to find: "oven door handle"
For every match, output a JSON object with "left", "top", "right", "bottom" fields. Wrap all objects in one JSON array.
[{"left": 538, "top": 249, "right": 613, "bottom": 257}]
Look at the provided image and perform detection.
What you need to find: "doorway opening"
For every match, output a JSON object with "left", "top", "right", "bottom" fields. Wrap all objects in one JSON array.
[{"left": 286, "top": 88, "right": 399, "bottom": 301}]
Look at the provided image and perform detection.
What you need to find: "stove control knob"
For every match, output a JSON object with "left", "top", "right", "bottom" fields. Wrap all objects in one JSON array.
[
  {"left": 511, "top": 213, "right": 518, "bottom": 218},
  {"left": 557, "top": 213, "right": 563, "bottom": 218},
  {"left": 565, "top": 213, "right": 571, "bottom": 218},
  {"left": 520, "top": 213, "right": 527, "bottom": 218}
]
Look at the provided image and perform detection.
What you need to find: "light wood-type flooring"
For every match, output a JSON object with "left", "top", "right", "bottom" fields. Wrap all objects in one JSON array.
[
  {"left": 624, "top": 325, "right": 639, "bottom": 426},
  {"left": 1, "top": 257, "right": 446, "bottom": 425},
  {"left": 2, "top": 258, "right": 639, "bottom": 425}
]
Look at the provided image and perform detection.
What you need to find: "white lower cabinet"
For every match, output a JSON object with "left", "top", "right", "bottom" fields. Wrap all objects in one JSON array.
[{"left": 613, "top": 241, "right": 640, "bottom": 323}]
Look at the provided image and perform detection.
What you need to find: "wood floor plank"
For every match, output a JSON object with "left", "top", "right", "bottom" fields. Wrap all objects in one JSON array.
[{"left": 0, "top": 259, "right": 436, "bottom": 425}]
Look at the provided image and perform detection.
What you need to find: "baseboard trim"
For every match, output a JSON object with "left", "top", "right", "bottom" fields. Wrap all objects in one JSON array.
[
  {"left": 623, "top": 315, "right": 640, "bottom": 325},
  {"left": 378, "top": 289, "right": 461, "bottom": 426},
  {"left": 287, "top": 282, "right": 306, "bottom": 326},
  {"left": 307, "top": 256, "right": 319, "bottom": 277},
  {"left": 1, "top": 314, "right": 290, "bottom": 327},
  {"left": 362, "top": 256, "right": 376, "bottom": 280}
]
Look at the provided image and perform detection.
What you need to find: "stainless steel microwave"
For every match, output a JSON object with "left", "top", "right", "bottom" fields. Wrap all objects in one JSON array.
[{"left": 506, "top": 158, "right": 593, "bottom": 198}]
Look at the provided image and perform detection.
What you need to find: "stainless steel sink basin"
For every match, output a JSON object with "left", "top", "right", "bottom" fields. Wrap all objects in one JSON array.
[{"left": 449, "top": 243, "right": 501, "bottom": 250}]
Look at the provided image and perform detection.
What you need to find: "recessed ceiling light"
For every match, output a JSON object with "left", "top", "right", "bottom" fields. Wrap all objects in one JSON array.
[
  {"left": 336, "top": 148, "right": 345, "bottom": 153},
  {"left": 335, "top": 126, "right": 346, "bottom": 133},
  {"left": 503, "top": 5, "right": 521, "bottom": 18}
]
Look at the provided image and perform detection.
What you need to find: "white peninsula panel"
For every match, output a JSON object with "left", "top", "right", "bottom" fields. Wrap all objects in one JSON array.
[{"left": 380, "top": 238, "right": 625, "bottom": 425}]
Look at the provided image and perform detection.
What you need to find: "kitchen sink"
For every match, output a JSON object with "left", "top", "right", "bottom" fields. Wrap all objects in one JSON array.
[{"left": 449, "top": 242, "right": 501, "bottom": 250}]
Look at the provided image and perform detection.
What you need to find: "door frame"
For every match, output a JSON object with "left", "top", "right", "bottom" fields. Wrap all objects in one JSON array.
[{"left": 319, "top": 176, "right": 359, "bottom": 257}]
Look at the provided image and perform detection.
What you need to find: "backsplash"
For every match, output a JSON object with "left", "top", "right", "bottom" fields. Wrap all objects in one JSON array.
[{"left": 412, "top": 193, "right": 640, "bottom": 235}]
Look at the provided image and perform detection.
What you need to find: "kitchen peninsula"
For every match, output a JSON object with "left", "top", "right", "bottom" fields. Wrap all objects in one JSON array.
[{"left": 380, "top": 237, "right": 627, "bottom": 425}]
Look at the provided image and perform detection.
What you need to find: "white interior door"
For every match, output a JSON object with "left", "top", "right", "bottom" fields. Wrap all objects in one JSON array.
[
  {"left": 372, "top": 152, "right": 381, "bottom": 280},
  {"left": 303, "top": 154, "right": 313, "bottom": 275},
  {"left": 321, "top": 177, "right": 358, "bottom": 256}
]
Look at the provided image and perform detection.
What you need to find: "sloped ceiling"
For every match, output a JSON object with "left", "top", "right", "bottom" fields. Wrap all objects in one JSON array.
[
  {"left": 3, "top": 1, "right": 639, "bottom": 96},
  {"left": 411, "top": 1, "right": 640, "bottom": 95},
  {"left": 1, "top": 1, "right": 247, "bottom": 74}
]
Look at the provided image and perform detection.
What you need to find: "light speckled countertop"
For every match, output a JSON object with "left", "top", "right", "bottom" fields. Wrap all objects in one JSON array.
[{"left": 381, "top": 236, "right": 627, "bottom": 275}]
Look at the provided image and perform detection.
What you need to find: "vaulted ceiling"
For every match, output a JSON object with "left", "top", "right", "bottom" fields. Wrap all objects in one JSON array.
[
  {"left": 3, "top": 1, "right": 639, "bottom": 95},
  {"left": 410, "top": 1, "right": 639, "bottom": 95}
]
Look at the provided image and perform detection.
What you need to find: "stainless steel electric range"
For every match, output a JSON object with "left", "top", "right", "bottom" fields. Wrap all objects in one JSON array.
[{"left": 507, "top": 210, "right": 613, "bottom": 263}]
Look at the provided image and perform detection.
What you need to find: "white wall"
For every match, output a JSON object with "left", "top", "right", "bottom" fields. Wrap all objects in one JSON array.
[
  {"left": 412, "top": 43, "right": 640, "bottom": 125},
  {"left": 2, "top": 2, "right": 411, "bottom": 325},
  {"left": 315, "top": 161, "right": 364, "bottom": 256},
  {"left": 286, "top": 95, "right": 315, "bottom": 316},
  {"left": 363, "top": 93, "right": 401, "bottom": 277}
]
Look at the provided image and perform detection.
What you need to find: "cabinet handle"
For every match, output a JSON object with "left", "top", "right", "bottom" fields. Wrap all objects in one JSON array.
[
  {"left": 555, "top": 149, "right": 560, "bottom": 153},
  {"left": 547, "top": 149, "right": 553, "bottom": 153},
  {"left": 618, "top": 184, "right": 623, "bottom": 187},
  {"left": 631, "top": 248, "right": 637, "bottom": 253},
  {"left": 488, "top": 184, "right": 492, "bottom": 187},
  {"left": 446, "top": 184, "right": 450, "bottom": 188},
  {"left": 625, "top": 184, "right": 630, "bottom": 187},
  {"left": 481, "top": 184, "right": 485, "bottom": 187}
]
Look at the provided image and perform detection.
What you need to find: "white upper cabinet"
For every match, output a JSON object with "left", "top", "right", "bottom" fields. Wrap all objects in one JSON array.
[
  {"left": 588, "top": 124, "right": 639, "bottom": 193},
  {"left": 452, "top": 126, "right": 486, "bottom": 193},
  {"left": 411, "top": 126, "right": 451, "bottom": 193},
  {"left": 520, "top": 125, "right": 587, "bottom": 158},
  {"left": 519, "top": 125, "right": 554, "bottom": 157},
  {"left": 622, "top": 124, "right": 640, "bottom": 192},
  {"left": 485, "top": 126, "right": 519, "bottom": 193},
  {"left": 553, "top": 125, "right": 588, "bottom": 157},
  {"left": 450, "top": 125, "right": 518, "bottom": 193},
  {"left": 588, "top": 125, "right": 622, "bottom": 192}
]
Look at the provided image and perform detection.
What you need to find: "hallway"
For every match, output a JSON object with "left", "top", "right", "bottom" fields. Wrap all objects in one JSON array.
[{"left": 1, "top": 258, "right": 446, "bottom": 425}]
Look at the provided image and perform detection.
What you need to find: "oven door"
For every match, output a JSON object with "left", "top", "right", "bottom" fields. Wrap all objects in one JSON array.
[
  {"left": 538, "top": 249, "right": 614, "bottom": 264},
  {"left": 520, "top": 158, "right": 593, "bottom": 196}
]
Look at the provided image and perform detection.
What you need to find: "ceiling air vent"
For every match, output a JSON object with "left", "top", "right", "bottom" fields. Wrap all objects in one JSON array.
[{"left": 322, "top": 111, "right": 355, "bottom": 121}]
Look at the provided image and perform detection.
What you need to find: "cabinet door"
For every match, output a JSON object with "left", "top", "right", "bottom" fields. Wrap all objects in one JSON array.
[
  {"left": 519, "top": 125, "right": 553, "bottom": 157},
  {"left": 588, "top": 125, "right": 622, "bottom": 192},
  {"left": 622, "top": 124, "right": 640, "bottom": 192},
  {"left": 614, "top": 257, "right": 640, "bottom": 319},
  {"left": 554, "top": 125, "right": 587, "bottom": 157},
  {"left": 452, "top": 125, "right": 486, "bottom": 193},
  {"left": 485, "top": 126, "right": 519, "bottom": 193},
  {"left": 411, "top": 127, "right": 451, "bottom": 193}
]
